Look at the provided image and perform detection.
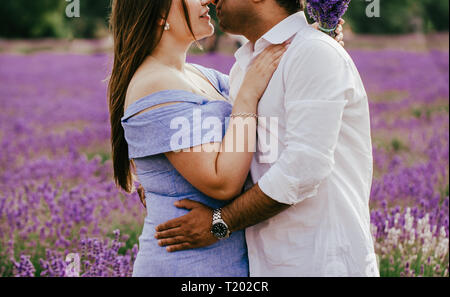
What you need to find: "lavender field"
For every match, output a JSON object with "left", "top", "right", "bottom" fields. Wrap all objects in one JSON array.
[{"left": 0, "top": 44, "right": 448, "bottom": 277}]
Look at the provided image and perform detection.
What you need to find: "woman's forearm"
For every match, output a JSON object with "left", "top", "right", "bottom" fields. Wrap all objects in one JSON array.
[{"left": 213, "top": 92, "right": 258, "bottom": 198}]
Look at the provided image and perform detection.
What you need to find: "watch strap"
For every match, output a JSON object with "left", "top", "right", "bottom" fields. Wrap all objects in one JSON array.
[
  {"left": 213, "top": 208, "right": 223, "bottom": 222},
  {"left": 212, "top": 208, "right": 231, "bottom": 239}
]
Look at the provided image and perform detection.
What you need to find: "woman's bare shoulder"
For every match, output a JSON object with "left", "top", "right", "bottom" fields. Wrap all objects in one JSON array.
[{"left": 125, "top": 65, "right": 187, "bottom": 108}]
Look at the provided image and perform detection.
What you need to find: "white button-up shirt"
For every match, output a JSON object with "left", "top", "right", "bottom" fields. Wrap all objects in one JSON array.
[{"left": 228, "top": 12, "right": 379, "bottom": 277}]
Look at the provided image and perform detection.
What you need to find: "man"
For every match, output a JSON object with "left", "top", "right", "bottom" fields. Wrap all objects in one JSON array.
[{"left": 155, "top": 0, "right": 379, "bottom": 277}]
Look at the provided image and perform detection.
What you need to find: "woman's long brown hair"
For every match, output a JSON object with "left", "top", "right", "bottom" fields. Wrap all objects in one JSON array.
[{"left": 108, "top": 0, "right": 196, "bottom": 192}]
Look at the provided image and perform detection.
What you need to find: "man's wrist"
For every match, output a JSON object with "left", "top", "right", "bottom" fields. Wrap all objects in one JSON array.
[
  {"left": 219, "top": 183, "right": 290, "bottom": 234},
  {"left": 220, "top": 185, "right": 263, "bottom": 233},
  {"left": 220, "top": 207, "right": 235, "bottom": 233}
]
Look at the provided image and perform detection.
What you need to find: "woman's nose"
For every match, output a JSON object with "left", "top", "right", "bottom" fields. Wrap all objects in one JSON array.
[{"left": 201, "top": 0, "right": 217, "bottom": 6}]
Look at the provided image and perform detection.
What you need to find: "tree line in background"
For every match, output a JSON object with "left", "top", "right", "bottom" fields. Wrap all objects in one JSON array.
[{"left": 0, "top": 0, "right": 448, "bottom": 39}]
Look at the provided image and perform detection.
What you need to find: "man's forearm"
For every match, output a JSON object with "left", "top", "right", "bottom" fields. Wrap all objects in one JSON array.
[{"left": 221, "top": 183, "right": 290, "bottom": 233}]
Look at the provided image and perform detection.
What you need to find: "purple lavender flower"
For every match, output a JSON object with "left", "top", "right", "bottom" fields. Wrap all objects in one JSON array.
[
  {"left": 306, "top": 0, "right": 351, "bottom": 37},
  {"left": 0, "top": 42, "right": 448, "bottom": 277},
  {"left": 12, "top": 255, "right": 36, "bottom": 277}
]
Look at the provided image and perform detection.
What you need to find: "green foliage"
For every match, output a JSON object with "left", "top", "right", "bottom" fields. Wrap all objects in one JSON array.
[
  {"left": 344, "top": 0, "right": 448, "bottom": 34},
  {"left": 0, "top": 0, "right": 448, "bottom": 39},
  {"left": 391, "top": 138, "right": 404, "bottom": 152},
  {"left": 421, "top": 0, "right": 450, "bottom": 32},
  {"left": 345, "top": 0, "right": 416, "bottom": 34},
  {"left": 0, "top": 0, "right": 111, "bottom": 39},
  {"left": 0, "top": 0, "right": 68, "bottom": 38},
  {"left": 209, "top": 6, "right": 224, "bottom": 36},
  {"left": 65, "top": 0, "right": 111, "bottom": 38}
]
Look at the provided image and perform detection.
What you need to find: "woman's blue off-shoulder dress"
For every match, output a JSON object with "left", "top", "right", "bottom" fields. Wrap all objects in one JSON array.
[{"left": 122, "top": 64, "right": 249, "bottom": 277}]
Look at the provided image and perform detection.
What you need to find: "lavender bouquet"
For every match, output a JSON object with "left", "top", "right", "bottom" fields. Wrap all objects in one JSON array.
[{"left": 306, "top": 0, "right": 351, "bottom": 38}]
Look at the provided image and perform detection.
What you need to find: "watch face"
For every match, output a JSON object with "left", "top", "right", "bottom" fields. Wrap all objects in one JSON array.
[{"left": 212, "top": 222, "right": 228, "bottom": 238}]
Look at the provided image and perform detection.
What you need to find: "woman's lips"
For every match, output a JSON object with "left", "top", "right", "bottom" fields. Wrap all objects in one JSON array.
[
  {"left": 201, "top": 15, "right": 211, "bottom": 22},
  {"left": 200, "top": 12, "right": 211, "bottom": 21}
]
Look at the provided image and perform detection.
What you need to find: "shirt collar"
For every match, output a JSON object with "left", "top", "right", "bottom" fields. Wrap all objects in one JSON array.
[{"left": 235, "top": 11, "right": 309, "bottom": 70}]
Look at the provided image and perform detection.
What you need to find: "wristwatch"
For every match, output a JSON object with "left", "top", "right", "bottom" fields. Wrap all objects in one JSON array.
[{"left": 211, "top": 209, "right": 231, "bottom": 239}]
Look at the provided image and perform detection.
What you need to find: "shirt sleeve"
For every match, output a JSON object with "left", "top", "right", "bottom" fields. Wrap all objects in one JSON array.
[{"left": 258, "top": 39, "right": 355, "bottom": 205}]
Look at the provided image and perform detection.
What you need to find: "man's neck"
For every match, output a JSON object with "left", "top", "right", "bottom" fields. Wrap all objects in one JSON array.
[{"left": 244, "top": 11, "right": 292, "bottom": 44}]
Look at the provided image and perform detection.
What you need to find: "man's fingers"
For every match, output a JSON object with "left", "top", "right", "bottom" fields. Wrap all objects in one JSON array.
[
  {"left": 158, "top": 236, "right": 187, "bottom": 247},
  {"left": 174, "top": 199, "right": 201, "bottom": 210},
  {"left": 156, "top": 218, "right": 183, "bottom": 232},
  {"left": 155, "top": 227, "right": 183, "bottom": 239},
  {"left": 166, "top": 243, "right": 192, "bottom": 253}
]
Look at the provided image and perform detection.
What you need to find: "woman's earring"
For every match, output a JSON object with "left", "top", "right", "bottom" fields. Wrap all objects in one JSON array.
[{"left": 164, "top": 22, "right": 170, "bottom": 31}]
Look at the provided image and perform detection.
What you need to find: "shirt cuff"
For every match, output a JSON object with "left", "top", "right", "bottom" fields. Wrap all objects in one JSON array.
[{"left": 258, "top": 165, "right": 320, "bottom": 205}]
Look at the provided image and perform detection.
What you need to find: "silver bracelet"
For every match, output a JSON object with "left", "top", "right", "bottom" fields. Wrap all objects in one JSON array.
[{"left": 230, "top": 112, "right": 258, "bottom": 119}]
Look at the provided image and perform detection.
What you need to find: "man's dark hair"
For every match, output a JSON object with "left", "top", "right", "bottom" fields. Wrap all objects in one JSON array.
[{"left": 275, "top": 0, "right": 305, "bottom": 14}]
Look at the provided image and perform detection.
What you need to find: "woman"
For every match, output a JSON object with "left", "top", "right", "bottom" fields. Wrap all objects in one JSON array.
[{"left": 108, "top": 0, "right": 344, "bottom": 277}]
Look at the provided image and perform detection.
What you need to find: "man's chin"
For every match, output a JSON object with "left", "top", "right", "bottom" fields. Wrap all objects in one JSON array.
[{"left": 217, "top": 21, "right": 236, "bottom": 35}]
